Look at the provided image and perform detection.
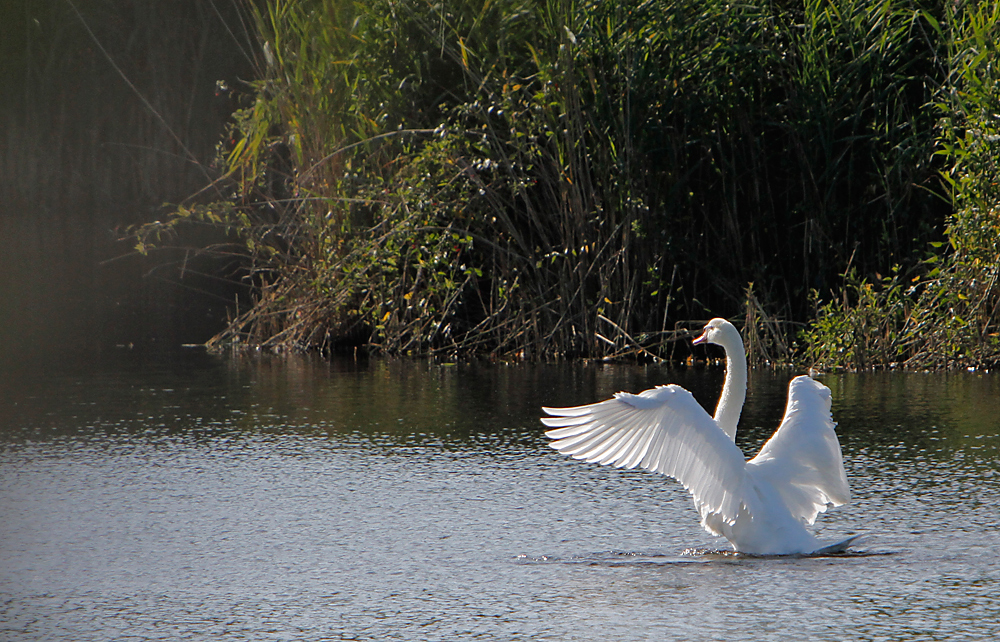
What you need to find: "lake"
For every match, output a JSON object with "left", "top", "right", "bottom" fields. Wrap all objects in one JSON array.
[{"left": 2, "top": 350, "right": 1000, "bottom": 640}]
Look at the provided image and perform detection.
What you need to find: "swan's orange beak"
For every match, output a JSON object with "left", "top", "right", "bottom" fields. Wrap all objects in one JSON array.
[{"left": 692, "top": 329, "right": 708, "bottom": 345}]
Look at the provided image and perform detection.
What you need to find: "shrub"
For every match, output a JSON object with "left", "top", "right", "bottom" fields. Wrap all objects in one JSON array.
[{"left": 134, "top": 0, "right": 971, "bottom": 361}]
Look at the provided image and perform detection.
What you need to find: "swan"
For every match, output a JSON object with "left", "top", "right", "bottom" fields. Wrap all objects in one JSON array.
[{"left": 541, "top": 318, "right": 855, "bottom": 555}]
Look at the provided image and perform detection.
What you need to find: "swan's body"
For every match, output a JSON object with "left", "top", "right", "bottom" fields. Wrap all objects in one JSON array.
[{"left": 542, "top": 318, "right": 852, "bottom": 555}]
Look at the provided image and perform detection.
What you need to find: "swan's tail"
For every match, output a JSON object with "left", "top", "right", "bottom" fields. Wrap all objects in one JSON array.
[{"left": 812, "top": 534, "right": 866, "bottom": 555}]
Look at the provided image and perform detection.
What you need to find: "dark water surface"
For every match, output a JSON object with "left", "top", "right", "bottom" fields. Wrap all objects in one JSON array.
[{"left": 2, "top": 351, "right": 1000, "bottom": 640}]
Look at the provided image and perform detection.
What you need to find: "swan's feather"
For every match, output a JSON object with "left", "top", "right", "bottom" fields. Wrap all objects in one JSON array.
[
  {"left": 543, "top": 385, "right": 752, "bottom": 525},
  {"left": 541, "top": 319, "right": 855, "bottom": 555},
  {"left": 746, "top": 375, "right": 850, "bottom": 525}
]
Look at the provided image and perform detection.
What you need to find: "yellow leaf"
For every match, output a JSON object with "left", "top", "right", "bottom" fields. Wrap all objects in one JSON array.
[{"left": 459, "top": 37, "right": 468, "bottom": 70}]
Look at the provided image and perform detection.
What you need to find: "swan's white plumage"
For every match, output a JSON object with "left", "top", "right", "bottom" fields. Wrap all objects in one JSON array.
[
  {"left": 542, "top": 318, "right": 853, "bottom": 555},
  {"left": 747, "top": 376, "right": 850, "bottom": 526},
  {"left": 543, "top": 385, "right": 754, "bottom": 525}
]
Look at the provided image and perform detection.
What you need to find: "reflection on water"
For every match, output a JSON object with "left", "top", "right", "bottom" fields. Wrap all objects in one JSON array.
[{"left": 2, "top": 352, "right": 1000, "bottom": 640}]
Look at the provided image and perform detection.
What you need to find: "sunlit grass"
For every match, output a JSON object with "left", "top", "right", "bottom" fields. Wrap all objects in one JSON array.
[{"left": 130, "top": 0, "right": 1000, "bottom": 366}]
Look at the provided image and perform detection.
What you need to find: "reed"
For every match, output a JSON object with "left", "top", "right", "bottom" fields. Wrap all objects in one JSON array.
[
  {"left": 802, "top": 3, "right": 1000, "bottom": 371},
  {"left": 137, "top": 0, "right": 990, "bottom": 362}
]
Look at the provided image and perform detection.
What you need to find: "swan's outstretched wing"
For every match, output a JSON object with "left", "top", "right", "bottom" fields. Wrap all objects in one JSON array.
[
  {"left": 542, "top": 385, "right": 752, "bottom": 525},
  {"left": 747, "top": 375, "right": 850, "bottom": 525}
]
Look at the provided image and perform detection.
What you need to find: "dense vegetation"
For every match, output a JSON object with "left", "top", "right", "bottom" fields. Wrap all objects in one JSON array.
[
  {"left": 134, "top": 0, "right": 1000, "bottom": 368},
  {"left": 802, "top": 2, "right": 1000, "bottom": 369}
]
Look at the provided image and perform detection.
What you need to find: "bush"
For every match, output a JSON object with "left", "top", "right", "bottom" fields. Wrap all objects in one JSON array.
[
  {"left": 134, "top": 0, "right": 978, "bottom": 361},
  {"left": 802, "top": 3, "right": 1000, "bottom": 371}
]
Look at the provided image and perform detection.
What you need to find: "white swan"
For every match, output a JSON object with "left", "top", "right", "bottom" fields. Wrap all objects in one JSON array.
[{"left": 542, "top": 318, "right": 854, "bottom": 555}]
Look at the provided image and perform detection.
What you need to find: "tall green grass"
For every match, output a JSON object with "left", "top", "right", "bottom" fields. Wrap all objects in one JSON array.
[
  {"left": 803, "top": 2, "right": 1000, "bottom": 370},
  {"left": 139, "top": 0, "right": 989, "bottom": 361}
]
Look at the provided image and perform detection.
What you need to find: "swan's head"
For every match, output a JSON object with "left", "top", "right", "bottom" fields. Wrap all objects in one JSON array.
[{"left": 692, "top": 318, "right": 739, "bottom": 348}]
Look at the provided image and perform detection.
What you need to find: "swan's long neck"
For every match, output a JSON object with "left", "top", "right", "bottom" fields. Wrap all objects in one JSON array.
[{"left": 714, "top": 333, "right": 747, "bottom": 441}]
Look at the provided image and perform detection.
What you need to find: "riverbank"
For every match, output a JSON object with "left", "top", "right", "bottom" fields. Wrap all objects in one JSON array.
[{"left": 133, "top": 0, "right": 1000, "bottom": 370}]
